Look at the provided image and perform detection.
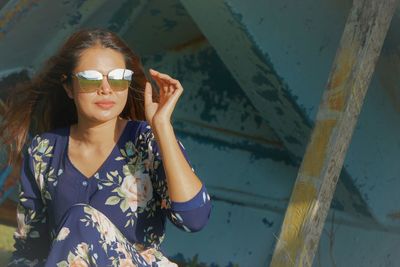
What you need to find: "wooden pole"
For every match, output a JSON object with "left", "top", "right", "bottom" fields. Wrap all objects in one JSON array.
[{"left": 270, "top": 0, "right": 398, "bottom": 266}]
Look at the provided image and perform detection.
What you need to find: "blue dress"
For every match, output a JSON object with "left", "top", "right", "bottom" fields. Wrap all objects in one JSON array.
[{"left": 7, "top": 119, "right": 212, "bottom": 267}]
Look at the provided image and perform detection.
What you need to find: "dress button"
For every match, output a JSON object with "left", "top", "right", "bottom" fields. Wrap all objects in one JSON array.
[{"left": 82, "top": 180, "right": 88, "bottom": 186}]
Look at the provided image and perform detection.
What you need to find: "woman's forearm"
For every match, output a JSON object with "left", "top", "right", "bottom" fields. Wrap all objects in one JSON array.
[{"left": 152, "top": 120, "right": 203, "bottom": 203}]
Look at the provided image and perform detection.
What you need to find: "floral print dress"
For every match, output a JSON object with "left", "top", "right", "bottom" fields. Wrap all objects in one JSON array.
[{"left": 7, "top": 120, "right": 212, "bottom": 267}]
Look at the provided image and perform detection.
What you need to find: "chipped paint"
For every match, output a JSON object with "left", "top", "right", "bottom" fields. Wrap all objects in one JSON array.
[
  {"left": 162, "top": 18, "right": 177, "bottom": 31},
  {"left": 171, "top": 253, "right": 240, "bottom": 267},
  {"left": 0, "top": 0, "right": 40, "bottom": 40},
  {"left": 175, "top": 127, "right": 293, "bottom": 164},
  {"left": 149, "top": 8, "right": 161, "bottom": 16},
  {"left": 262, "top": 217, "right": 274, "bottom": 227},
  {"left": 249, "top": 42, "right": 313, "bottom": 130},
  {"left": 107, "top": 0, "right": 140, "bottom": 32},
  {"left": 387, "top": 212, "right": 400, "bottom": 221},
  {"left": 284, "top": 135, "right": 302, "bottom": 145},
  {"left": 170, "top": 35, "right": 207, "bottom": 52}
]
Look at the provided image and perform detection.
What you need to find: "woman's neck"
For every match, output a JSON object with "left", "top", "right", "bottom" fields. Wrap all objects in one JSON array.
[{"left": 70, "top": 117, "right": 127, "bottom": 147}]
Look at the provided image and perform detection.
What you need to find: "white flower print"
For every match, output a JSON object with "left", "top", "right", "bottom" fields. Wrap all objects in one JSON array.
[
  {"left": 14, "top": 209, "right": 30, "bottom": 239},
  {"left": 56, "top": 227, "right": 70, "bottom": 241},
  {"left": 85, "top": 207, "right": 118, "bottom": 246},
  {"left": 68, "top": 256, "right": 88, "bottom": 267},
  {"left": 56, "top": 242, "right": 92, "bottom": 267},
  {"left": 75, "top": 242, "right": 89, "bottom": 258},
  {"left": 139, "top": 248, "right": 157, "bottom": 265},
  {"left": 117, "top": 170, "right": 153, "bottom": 213}
]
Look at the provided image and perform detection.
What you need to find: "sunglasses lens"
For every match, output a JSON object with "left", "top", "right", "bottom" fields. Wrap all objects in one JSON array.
[
  {"left": 108, "top": 69, "right": 133, "bottom": 80},
  {"left": 78, "top": 70, "right": 102, "bottom": 78},
  {"left": 78, "top": 79, "right": 104, "bottom": 92},
  {"left": 74, "top": 69, "right": 134, "bottom": 92},
  {"left": 108, "top": 80, "right": 130, "bottom": 91},
  {"left": 76, "top": 70, "right": 103, "bottom": 92},
  {"left": 108, "top": 69, "right": 133, "bottom": 91}
]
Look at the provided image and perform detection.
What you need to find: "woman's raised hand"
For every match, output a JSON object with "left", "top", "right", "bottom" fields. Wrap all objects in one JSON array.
[{"left": 144, "top": 68, "right": 184, "bottom": 128}]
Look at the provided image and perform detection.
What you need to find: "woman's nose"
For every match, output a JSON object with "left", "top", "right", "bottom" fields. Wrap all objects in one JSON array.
[{"left": 99, "top": 77, "right": 113, "bottom": 94}]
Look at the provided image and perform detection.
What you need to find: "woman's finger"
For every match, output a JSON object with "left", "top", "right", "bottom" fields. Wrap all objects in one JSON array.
[
  {"left": 149, "top": 70, "right": 169, "bottom": 96},
  {"left": 144, "top": 81, "right": 153, "bottom": 106},
  {"left": 149, "top": 69, "right": 184, "bottom": 101},
  {"left": 150, "top": 69, "right": 178, "bottom": 88},
  {"left": 156, "top": 76, "right": 169, "bottom": 98},
  {"left": 151, "top": 69, "right": 173, "bottom": 81}
]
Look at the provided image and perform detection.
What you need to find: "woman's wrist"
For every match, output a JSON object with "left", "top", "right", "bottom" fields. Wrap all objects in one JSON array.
[{"left": 152, "top": 118, "right": 173, "bottom": 136}]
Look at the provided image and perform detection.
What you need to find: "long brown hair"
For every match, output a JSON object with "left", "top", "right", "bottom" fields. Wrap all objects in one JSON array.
[{"left": 0, "top": 28, "right": 158, "bottom": 182}]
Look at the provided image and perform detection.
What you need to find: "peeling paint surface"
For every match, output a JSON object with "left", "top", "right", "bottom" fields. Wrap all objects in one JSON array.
[{"left": 0, "top": 0, "right": 40, "bottom": 40}]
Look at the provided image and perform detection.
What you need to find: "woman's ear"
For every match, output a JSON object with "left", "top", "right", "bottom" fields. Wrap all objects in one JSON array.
[
  {"left": 63, "top": 85, "right": 74, "bottom": 99},
  {"left": 61, "top": 74, "right": 74, "bottom": 99}
]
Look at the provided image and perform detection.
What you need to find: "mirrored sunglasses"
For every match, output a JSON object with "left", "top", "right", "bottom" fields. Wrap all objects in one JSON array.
[{"left": 72, "top": 68, "right": 134, "bottom": 93}]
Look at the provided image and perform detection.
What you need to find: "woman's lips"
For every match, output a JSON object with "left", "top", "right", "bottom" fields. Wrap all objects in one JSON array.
[{"left": 95, "top": 101, "right": 115, "bottom": 109}]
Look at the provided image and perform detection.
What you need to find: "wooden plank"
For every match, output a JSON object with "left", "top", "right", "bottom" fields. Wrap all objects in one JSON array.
[{"left": 270, "top": 0, "right": 398, "bottom": 266}]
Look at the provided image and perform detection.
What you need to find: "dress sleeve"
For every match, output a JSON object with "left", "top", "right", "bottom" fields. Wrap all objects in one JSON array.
[
  {"left": 8, "top": 135, "right": 51, "bottom": 267},
  {"left": 141, "top": 121, "right": 212, "bottom": 233}
]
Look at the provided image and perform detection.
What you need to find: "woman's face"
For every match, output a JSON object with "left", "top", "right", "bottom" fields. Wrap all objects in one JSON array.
[{"left": 64, "top": 45, "right": 129, "bottom": 125}]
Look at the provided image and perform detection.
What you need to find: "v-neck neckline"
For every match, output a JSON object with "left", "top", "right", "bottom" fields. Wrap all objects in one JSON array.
[{"left": 65, "top": 120, "right": 131, "bottom": 180}]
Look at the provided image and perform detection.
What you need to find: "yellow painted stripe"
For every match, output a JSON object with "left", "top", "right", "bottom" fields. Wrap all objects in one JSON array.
[
  {"left": 301, "top": 119, "right": 337, "bottom": 177},
  {"left": 271, "top": 181, "right": 316, "bottom": 266}
]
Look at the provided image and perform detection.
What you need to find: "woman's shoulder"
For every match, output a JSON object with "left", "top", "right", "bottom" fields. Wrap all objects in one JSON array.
[
  {"left": 27, "top": 126, "right": 68, "bottom": 153},
  {"left": 31, "top": 126, "right": 68, "bottom": 143}
]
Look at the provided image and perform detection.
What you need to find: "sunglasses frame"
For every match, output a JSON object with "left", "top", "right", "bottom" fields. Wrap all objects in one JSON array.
[{"left": 71, "top": 68, "right": 134, "bottom": 93}]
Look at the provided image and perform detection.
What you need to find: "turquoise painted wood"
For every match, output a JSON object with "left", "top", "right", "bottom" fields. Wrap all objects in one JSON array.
[{"left": 0, "top": 0, "right": 399, "bottom": 266}]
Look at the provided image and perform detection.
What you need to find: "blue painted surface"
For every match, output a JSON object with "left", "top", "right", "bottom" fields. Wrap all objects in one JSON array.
[
  {"left": 0, "top": 0, "right": 399, "bottom": 266},
  {"left": 107, "top": 0, "right": 140, "bottom": 32},
  {"left": 223, "top": 0, "right": 400, "bottom": 228}
]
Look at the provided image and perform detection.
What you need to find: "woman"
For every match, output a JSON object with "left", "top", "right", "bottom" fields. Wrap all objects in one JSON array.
[{"left": 1, "top": 28, "right": 211, "bottom": 266}]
